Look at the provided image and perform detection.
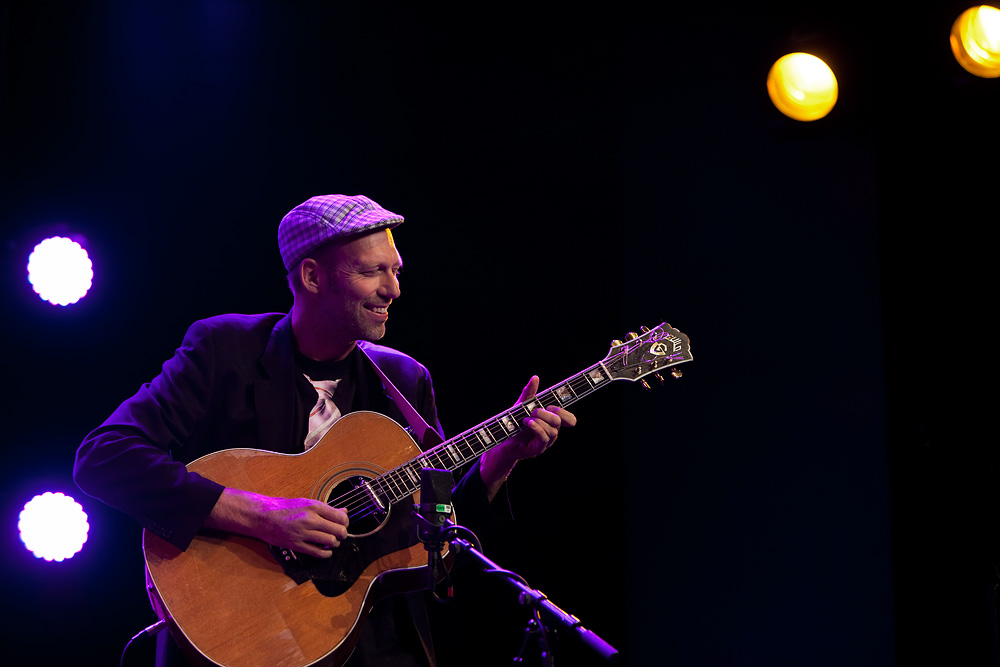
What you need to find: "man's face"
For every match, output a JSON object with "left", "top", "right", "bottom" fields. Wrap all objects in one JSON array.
[{"left": 317, "top": 229, "right": 403, "bottom": 346}]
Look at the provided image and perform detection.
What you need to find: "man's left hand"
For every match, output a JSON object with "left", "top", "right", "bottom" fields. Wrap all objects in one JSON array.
[{"left": 479, "top": 375, "right": 577, "bottom": 498}]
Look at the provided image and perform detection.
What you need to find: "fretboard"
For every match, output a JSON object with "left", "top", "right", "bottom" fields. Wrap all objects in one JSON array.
[{"left": 365, "top": 362, "right": 614, "bottom": 507}]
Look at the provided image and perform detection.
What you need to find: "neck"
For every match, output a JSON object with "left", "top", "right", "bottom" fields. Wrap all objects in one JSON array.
[{"left": 291, "top": 306, "right": 356, "bottom": 362}]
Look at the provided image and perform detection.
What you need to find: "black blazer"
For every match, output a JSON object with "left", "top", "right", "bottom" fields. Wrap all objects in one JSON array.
[{"left": 74, "top": 312, "right": 492, "bottom": 551}]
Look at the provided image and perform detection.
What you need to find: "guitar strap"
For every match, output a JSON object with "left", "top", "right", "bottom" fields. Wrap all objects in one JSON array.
[
  {"left": 357, "top": 344, "right": 441, "bottom": 667},
  {"left": 358, "top": 344, "right": 444, "bottom": 449}
]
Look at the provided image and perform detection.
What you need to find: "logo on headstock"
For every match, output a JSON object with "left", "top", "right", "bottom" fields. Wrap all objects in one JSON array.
[
  {"left": 648, "top": 342, "right": 671, "bottom": 356},
  {"left": 642, "top": 327, "right": 685, "bottom": 357},
  {"left": 605, "top": 322, "right": 691, "bottom": 381}
]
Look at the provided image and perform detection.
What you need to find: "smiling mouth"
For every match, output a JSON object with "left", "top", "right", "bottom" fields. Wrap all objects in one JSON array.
[{"left": 365, "top": 305, "right": 389, "bottom": 315}]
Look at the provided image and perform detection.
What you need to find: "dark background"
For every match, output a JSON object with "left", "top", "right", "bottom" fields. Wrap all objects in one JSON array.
[{"left": 1, "top": 1, "right": 997, "bottom": 665}]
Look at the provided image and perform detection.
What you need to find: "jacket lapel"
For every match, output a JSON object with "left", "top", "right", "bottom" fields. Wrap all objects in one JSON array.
[{"left": 254, "top": 313, "right": 311, "bottom": 454}]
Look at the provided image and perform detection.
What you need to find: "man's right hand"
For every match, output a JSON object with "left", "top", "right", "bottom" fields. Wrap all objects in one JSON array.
[{"left": 204, "top": 488, "right": 349, "bottom": 558}]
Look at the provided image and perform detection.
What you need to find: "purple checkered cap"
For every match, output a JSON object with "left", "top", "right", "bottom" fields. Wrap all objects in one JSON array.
[{"left": 277, "top": 194, "right": 404, "bottom": 272}]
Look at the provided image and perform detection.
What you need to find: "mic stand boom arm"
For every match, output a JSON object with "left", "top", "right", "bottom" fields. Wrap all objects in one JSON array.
[{"left": 446, "top": 523, "right": 619, "bottom": 665}]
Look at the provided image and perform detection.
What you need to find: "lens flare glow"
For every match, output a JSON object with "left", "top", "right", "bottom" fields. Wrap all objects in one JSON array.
[
  {"left": 18, "top": 492, "right": 90, "bottom": 562},
  {"left": 27, "top": 236, "right": 94, "bottom": 306},
  {"left": 951, "top": 5, "right": 1000, "bottom": 77},
  {"left": 766, "top": 53, "right": 839, "bottom": 121}
]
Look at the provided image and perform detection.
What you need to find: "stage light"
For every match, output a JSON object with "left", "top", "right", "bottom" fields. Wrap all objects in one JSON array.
[
  {"left": 26, "top": 236, "right": 94, "bottom": 306},
  {"left": 951, "top": 5, "right": 1000, "bottom": 77},
  {"left": 766, "top": 53, "right": 839, "bottom": 121},
  {"left": 18, "top": 492, "right": 90, "bottom": 562}
]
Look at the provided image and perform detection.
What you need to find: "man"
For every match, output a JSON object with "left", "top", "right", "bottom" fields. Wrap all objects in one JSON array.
[{"left": 74, "top": 194, "right": 574, "bottom": 666}]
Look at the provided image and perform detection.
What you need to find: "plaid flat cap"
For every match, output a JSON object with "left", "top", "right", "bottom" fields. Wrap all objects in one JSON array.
[{"left": 277, "top": 194, "right": 404, "bottom": 272}]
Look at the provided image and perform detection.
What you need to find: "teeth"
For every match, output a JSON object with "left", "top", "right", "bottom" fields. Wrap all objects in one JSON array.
[{"left": 369, "top": 306, "right": 387, "bottom": 313}]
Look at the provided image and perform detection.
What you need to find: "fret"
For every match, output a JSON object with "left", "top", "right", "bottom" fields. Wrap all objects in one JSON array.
[
  {"left": 429, "top": 451, "right": 447, "bottom": 469},
  {"left": 498, "top": 412, "right": 519, "bottom": 435},
  {"left": 475, "top": 430, "right": 492, "bottom": 452},
  {"left": 384, "top": 471, "right": 404, "bottom": 500},
  {"left": 396, "top": 473, "right": 412, "bottom": 498},
  {"left": 449, "top": 440, "right": 475, "bottom": 467},
  {"left": 398, "top": 465, "right": 414, "bottom": 487},
  {"left": 487, "top": 421, "right": 508, "bottom": 442},
  {"left": 585, "top": 366, "right": 608, "bottom": 387},
  {"left": 386, "top": 466, "right": 406, "bottom": 499},
  {"left": 423, "top": 450, "right": 439, "bottom": 469},
  {"left": 390, "top": 440, "right": 485, "bottom": 498},
  {"left": 540, "top": 388, "right": 562, "bottom": 407},
  {"left": 563, "top": 371, "right": 594, "bottom": 398},
  {"left": 554, "top": 382, "right": 576, "bottom": 404},
  {"left": 378, "top": 474, "right": 397, "bottom": 503},
  {"left": 456, "top": 435, "right": 478, "bottom": 458}
]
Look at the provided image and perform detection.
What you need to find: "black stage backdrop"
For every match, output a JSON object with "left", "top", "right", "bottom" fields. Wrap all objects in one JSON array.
[{"left": 1, "top": 2, "right": 996, "bottom": 666}]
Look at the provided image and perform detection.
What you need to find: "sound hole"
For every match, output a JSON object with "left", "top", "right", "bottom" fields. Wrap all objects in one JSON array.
[{"left": 327, "top": 475, "right": 390, "bottom": 537}]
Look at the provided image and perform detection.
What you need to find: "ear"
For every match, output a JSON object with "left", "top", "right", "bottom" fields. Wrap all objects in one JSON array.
[{"left": 298, "top": 258, "right": 323, "bottom": 294}]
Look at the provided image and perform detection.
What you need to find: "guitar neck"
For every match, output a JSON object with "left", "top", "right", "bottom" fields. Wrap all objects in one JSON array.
[
  {"left": 365, "top": 321, "right": 691, "bottom": 508},
  {"left": 366, "top": 362, "right": 614, "bottom": 507}
]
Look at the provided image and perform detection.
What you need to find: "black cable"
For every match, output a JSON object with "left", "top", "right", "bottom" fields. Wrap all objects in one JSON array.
[
  {"left": 119, "top": 619, "right": 167, "bottom": 667},
  {"left": 443, "top": 523, "right": 482, "bottom": 553}
]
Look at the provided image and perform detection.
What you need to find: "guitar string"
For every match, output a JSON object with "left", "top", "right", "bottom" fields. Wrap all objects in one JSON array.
[
  {"left": 327, "top": 380, "right": 570, "bottom": 515},
  {"left": 320, "top": 371, "right": 609, "bottom": 522},
  {"left": 319, "top": 361, "right": 621, "bottom": 522},
  {"left": 345, "top": 338, "right": 688, "bottom": 520},
  {"left": 319, "top": 342, "right": 677, "bottom": 522}
]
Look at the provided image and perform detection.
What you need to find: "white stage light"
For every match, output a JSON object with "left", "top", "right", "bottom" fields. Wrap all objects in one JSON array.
[
  {"left": 26, "top": 236, "right": 94, "bottom": 306},
  {"left": 18, "top": 492, "right": 90, "bottom": 562}
]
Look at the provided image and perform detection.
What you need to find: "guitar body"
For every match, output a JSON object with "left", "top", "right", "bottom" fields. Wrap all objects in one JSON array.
[{"left": 144, "top": 411, "right": 440, "bottom": 667}]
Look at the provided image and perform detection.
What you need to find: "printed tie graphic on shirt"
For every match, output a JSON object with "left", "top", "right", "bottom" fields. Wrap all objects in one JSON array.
[{"left": 304, "top": 376, "right": 342, "bottom": 450}]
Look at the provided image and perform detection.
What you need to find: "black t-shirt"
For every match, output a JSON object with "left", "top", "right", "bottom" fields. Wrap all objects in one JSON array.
[{"left": 296, "top": 348, "right": 355, "bottom": 410}]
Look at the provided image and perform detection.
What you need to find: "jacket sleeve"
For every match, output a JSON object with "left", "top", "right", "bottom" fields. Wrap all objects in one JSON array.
[{"left": 74, "top": 319, "right": 225, "bottom": 551}]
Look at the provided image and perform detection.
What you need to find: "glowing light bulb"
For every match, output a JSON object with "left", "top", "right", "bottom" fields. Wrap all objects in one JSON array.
[
  {"left": 766, "top": 53, "right": 839, "bottom": 122},
  {"left": 18, "top": 492, "right": 90, "bottom": 562},
  {"left": 951, "top": 5, "right": 1000, "bottom": 77},
  {"left": 26, "top": 236, "right": 94, "bottom": 306}
]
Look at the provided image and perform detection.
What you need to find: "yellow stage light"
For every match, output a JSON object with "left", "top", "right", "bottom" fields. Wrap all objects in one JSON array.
[
  {"left": 951, "top": 5, "right": 1000, "bottom": 77},
  {"left": 766, "top": 53, "right": 839, "bottom": 122}
]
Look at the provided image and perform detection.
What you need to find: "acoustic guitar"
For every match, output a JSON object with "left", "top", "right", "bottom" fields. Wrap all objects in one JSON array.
[{"left": 143, "top": 323, "right": 692, "bottom": 666}]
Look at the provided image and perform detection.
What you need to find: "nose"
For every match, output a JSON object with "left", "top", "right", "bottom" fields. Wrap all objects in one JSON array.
[{"left": 382, "top": 271, "right": 401, "bottom": 300}]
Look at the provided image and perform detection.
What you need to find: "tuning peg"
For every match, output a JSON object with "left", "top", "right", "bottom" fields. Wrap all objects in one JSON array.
[
  {"left": 640, "top": 325, "right": 650, "bottom": 333},
  {"left": 610, "top": 339, "right": 623, "bottom": 348},
  {"left": 640, "top": 379, "right": 652, "bottom": 390},
  {"left": 654, "top": 373, "right": 666, "bottom": 384},
  {"left": 626, "top": 332, "right": 639, "bottom": 341},
  {"left": 671, "top": 369, "right": 683, "bottom": 379}
]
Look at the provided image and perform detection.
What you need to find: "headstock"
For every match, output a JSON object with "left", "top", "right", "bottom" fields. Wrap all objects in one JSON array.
[{"left": 603, "top": 323, "right": 692, "bottom": 387}]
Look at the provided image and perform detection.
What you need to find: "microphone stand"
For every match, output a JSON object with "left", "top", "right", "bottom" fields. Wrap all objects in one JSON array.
[
  {"left": 413, "top": 468, "right": 618, "bottom": 664},
  {"left": 442, "top": 522, "right": 619, "bottom": 666}
]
